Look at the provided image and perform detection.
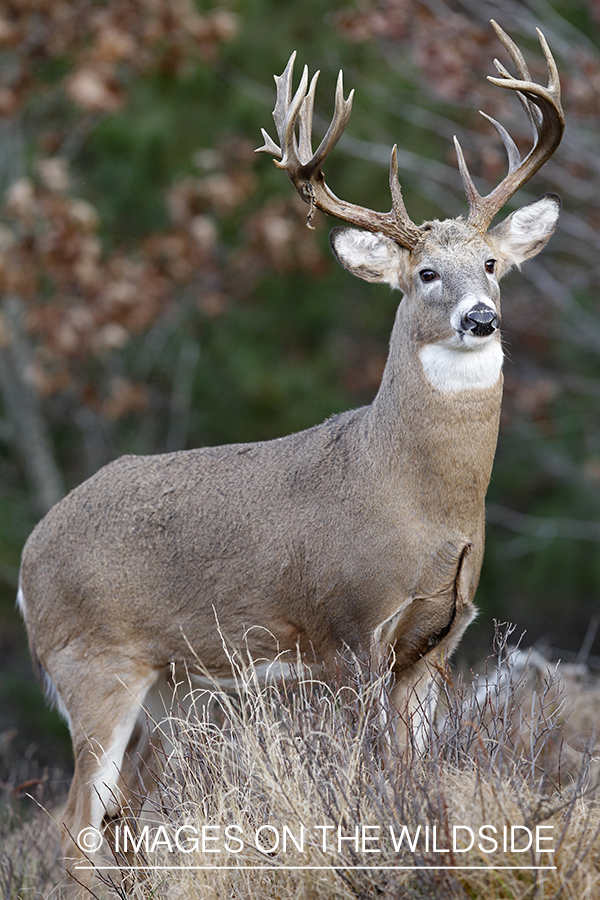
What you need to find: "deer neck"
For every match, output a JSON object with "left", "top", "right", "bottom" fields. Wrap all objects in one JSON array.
[{"left": 362, "top": 300, "right": 503, "bottom": 522}]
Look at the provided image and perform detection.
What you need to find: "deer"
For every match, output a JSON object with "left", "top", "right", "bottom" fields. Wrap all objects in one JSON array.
[{"left": 18, "top": 20, "right": 563, "bottom": 880}]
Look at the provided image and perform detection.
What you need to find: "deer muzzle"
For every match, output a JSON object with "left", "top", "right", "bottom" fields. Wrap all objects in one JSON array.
[{"left": 462, "top": 303, "right": 500, "bottom": 337}]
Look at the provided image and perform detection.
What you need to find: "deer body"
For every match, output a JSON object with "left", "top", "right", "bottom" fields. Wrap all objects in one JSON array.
[
  {"left": 18, "top": 23, "right": 564, "bottom": 879},
  {"left": 22, "top": 229, "right": 501, "bottom": 679}
]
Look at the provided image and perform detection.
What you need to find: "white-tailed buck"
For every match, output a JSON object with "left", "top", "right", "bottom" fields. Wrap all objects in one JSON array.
[{"left": 19, "top": 20, "right": 563, "bottom": 877}]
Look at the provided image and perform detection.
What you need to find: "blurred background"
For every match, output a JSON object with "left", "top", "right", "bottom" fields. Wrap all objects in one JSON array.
[{"left": 0, "top": 0, "right": 599, "bottom": 780}]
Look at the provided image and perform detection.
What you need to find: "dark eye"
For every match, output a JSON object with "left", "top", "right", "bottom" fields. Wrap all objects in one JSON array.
[
  {"left": 485, "top": 259, "right": 496, "bottom": 274},
  {"left": 420, "top": 269, "right": 439, "bottom": 283}
]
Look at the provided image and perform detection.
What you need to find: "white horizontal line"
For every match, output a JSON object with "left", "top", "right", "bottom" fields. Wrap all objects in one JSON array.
[{"left": 74, "top": 865, "right": 558, "bottom": 871}]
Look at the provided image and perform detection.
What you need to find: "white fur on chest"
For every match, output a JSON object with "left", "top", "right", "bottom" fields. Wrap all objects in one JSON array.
[{"left": 419, "top": 339, "right": 503, "bottom": 392}]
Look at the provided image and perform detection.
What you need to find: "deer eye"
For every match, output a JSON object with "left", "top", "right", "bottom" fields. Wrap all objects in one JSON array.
[
  {"left": 485, "top": 259, "right": 496, "bottom": 274},
  {"left": 420, "top": 269, "right": 439, "bottom": 283}
]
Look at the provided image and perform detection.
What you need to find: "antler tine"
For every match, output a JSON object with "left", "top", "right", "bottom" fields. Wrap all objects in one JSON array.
[
  {"left": 493, "top": 57, "right": 541, "bottom": 137},
  {"left": 536, "top": 26, "right": 561, "bottom": 94},
  {"left": 389, "top": 144, "right": 417, "bottom": 230},
  {"left": 490, "top": 20, "right": 542, "bottom": 133},
  {"left": 256, "top": 52, "right": 298, "bottom": 160},
  {"left": 479, "top": 111, "right": 522, "bottom": 174},
  {"left": 453, "top": 135, "right": 480, "bottom": 209},
  {"left": 278, "top": 63, "right": 310, "bottom": 170},
  {"left": 256, "top": 52, "right": 423, "bottom": 249},
  {"left": 272, "top": 51, "right": 297, "bottom": 145},
  {"left": 490, "top": 19, "right": 531, "bottom": 81},
  {"left": 309, "top": 69, "right": 354, "bottom": 173},
  {"left": 459, "top": 22, "right": 564, "bottom": 232},
  {"left": 297, "top": 71, "right": 319, "bottom": 164}
]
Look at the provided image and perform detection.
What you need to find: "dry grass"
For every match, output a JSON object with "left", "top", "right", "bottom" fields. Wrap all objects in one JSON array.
[
  {"left": 2, "top": 626, "right": 599, "bottom": 899},
  {"left": 0, "top": 752, "right": 67, "bottom": 899}
]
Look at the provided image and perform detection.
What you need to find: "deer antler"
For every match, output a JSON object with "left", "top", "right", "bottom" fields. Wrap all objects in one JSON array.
[
  {"left": 257, "top": 24, "right": 564, "bottom": 245},
  {"left": 256, "top": 51, "right": 423, "bottom": 251},
  {"left": 454, "top": 19, "right": 565, "bottom": 232}
]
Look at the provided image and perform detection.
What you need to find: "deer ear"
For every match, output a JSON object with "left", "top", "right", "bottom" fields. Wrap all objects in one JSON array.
[
  {"left": 489, "top": 193, "right": 560, "bottom": 269},
  {"left": 330, "top": 227, "right": 407, "bottom": 288}
]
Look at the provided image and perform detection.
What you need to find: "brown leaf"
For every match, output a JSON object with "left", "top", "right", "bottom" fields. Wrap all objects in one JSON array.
[{"left": 66, "top": 65, "right": 124, "bottom": 112}]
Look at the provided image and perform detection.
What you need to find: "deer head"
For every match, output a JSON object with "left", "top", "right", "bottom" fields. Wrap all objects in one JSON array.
[{"left": 257, "top": 21, "right": 564, "bottom": 383}]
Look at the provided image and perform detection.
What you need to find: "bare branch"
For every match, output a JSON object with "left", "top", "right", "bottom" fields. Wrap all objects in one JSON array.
[{"left": 0, "top": 296, "right": 64, "bottom": 514}]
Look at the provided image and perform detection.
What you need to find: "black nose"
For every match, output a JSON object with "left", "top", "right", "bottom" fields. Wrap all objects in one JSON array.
[{"left": 463, "top": 303, "right": 499, "bottom": 337}]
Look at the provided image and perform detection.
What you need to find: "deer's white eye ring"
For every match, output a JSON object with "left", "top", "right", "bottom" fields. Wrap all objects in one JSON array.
[{"left": 420, "top": 269, "right": 439, "bottom": 283}]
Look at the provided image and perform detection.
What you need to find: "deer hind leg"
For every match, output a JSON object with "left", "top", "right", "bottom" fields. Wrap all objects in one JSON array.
[
  {"left": 108, "top": 667, "right": 218, "bottom": 820},
  {"left": 46, "top": 652, "right": 159, "bottom": 882},
  {"left": 114, "top": 667, "right": 183, "bottom": 807}
]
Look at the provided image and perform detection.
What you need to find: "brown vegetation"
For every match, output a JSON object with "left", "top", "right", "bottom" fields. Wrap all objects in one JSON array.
[{"left": 2, "top": 630, "right": 598, "bottom": 899}]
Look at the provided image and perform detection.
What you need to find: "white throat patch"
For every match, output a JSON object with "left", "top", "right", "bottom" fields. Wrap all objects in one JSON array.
[{"left": 419, "top": 339, "right": 503, "bottom": 392}]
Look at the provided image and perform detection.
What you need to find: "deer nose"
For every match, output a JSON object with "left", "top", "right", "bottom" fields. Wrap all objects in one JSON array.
[{"left": 463, "top": 303, "right": 499, "bottom": 337}]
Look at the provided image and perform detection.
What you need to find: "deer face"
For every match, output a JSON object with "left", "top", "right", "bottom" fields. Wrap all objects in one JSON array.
[
  {"left": 331, "top": 219, "right": 502, "bottom": 344},
  {"left": 408, "top": 224, "right": 504, "bottom": 391},
  {"left": 403, "top": 220, "right": 502, "bottom": 347}
]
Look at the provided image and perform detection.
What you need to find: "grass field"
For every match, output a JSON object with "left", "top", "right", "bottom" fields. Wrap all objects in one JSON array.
[{"left": 1, "top": 626, "right": 599, "bottom": 899}]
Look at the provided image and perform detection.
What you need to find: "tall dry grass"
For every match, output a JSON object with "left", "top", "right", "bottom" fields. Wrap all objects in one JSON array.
[
  {"left": 90, "top": 626, "right": 599, "bottom": 900},
  {"left": 2, "top": 626, "right": 599, "bottom": 899}
]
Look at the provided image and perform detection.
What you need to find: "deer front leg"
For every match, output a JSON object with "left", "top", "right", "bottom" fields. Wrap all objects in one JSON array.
[
  {"left": 388, "top": 600, "right": 477, "bottom": 753},
  {"left": 373, "top": 541, "right": 478, "bottom": 752}
]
